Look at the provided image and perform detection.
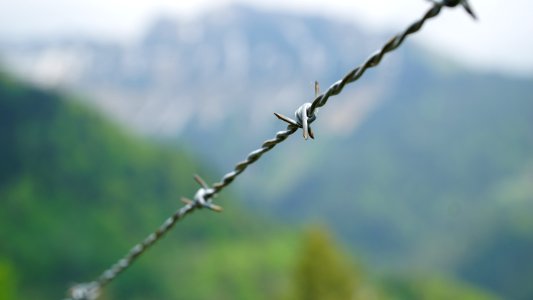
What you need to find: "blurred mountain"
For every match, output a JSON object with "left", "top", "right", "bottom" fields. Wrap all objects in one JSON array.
[
  {"left": 1, "top": 5, "right": 532, "bottom": 299},
  {"left": 0, "top": 5, "right": 385, "bottom": 139}
]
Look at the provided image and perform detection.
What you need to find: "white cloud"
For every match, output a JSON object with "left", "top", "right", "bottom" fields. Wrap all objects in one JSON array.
[{"left": 0, "top": 0, "right": 531, "bottom": 75}]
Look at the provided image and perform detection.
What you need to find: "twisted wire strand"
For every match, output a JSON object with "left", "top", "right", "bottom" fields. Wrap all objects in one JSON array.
[
  {"left": 67, "top": 125, "right": 300, "bottom": 300},
  {"left": 67, "top": 2, "right": 472, "bottom": 299},
  {"left": 67, "top": 202, "right": 198, "bottom": 300},
  {"left": 96, "top": 202, "right": 198, "bottom": 287},
  {"left": 208, "top": 126, "right": 298, "bottom": 196},
  {"left": 308, "top": 2, "right": 445, "bottom": 116}
]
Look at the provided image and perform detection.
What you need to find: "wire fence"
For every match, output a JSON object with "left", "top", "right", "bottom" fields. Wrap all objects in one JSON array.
[{"left": 66, "top": 1, "right": 476, "bottom": 299}]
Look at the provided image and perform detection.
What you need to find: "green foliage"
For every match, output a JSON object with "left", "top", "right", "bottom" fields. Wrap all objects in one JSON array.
[
  {"left": 381, "top": 276, "right": 501, "bottom": 300},
  {"left": 0, "top": 259, "right": 17, "bottom": 300},
  {"left": 457, "top": 216, "right": 533, "bottom": 300},
  {"left": 0, "top": 73, "right": 299, "bottom": 299},
  {"left": 249, "top": 68, "right": 533, "bottom": 298},
  {"left": 290, "top": 227, "right": 357, "bottom": 300},
  {"left": 0, "top": 71, "right": 518, "bottom": 300}
]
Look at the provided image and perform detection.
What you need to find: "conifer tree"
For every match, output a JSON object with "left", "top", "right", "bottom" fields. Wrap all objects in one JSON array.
[{"left": 291, "top": 227, "right": 357, "bottom": 300}]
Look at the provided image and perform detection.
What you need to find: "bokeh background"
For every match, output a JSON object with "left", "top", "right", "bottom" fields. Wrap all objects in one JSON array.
[{"left": 1, "top": 0, "right": 532, "bottom": 299}]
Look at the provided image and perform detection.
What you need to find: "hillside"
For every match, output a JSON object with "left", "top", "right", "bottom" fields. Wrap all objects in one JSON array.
[
  {"left": 248, "top": 63, "right": 533, "bottom": 298},
  {"left": 0, "top": 73, "right": 300, "bottom": 299},
  {"left": 0, "top": 71, "right": 509, "bottom": 300}
]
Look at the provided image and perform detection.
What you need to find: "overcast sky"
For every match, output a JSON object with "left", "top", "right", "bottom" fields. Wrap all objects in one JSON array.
[{"left": 0, "top": 0, "right": 532, "bottom": 76}]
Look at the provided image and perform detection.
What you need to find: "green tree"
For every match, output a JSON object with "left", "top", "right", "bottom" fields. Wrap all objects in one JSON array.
[
  {"left": 291, "top": 227, "right": 358, "bottom": 300},
  {"left": 381, "top": 276, "right": 501, "bottom": 300},
  {"left": 0, "top": 259, "right": 17, "bottom": 300}
]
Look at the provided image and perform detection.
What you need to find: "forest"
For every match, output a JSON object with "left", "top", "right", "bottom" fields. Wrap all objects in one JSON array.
[{"left": 0, "top": 71, "right": 517, "bottom": 299}]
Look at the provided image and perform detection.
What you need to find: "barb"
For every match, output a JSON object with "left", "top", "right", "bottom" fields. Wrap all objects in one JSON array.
[
  {"left": 429, "top": 0, "right": 477, "bottom": 19},
  {"left": 66, "top": 2, "right": 475, "bottom": 299}
]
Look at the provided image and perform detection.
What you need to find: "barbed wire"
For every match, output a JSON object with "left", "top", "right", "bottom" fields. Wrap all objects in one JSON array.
[{"left": 66, "top": 1, "right": 475, "bottom": 299}]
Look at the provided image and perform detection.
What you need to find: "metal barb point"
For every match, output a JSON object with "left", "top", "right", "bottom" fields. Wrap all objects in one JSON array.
[
  {"left": 274, "top": 112, "right": 300, "bottom": 127},
  {"left": 181, "top": 197, "right": 194, "bottom": 205},
  {"left": 207, "top": 203, "right": 223, "bottom": 212},
  {"left": 461, "top": 0, "right": 477, "bottom": 20},
  {"left": 194, "top": 174, "right": 209, "bottom": 189},
  {"left": 431, "top": 0, "right": 477, "bottom": 20}
]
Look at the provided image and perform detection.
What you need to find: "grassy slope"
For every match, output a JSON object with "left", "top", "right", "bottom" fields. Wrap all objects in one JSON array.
[
  {"left": 0, "top": 73, "right": 297, "bottom": 299},
  {"left": 0, "top": 71, "right": 504, "bottom": 300},
  {"left": 247, "top": 56, "right": 533, "bottom": 298}
]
